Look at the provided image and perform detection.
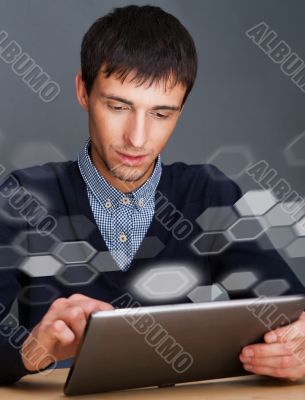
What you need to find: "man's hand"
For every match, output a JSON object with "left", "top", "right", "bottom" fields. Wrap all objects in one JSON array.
[
  {"left": 240, "top": 312, "right": 305, "bottom": 381},
  {"left": 21, "top": 293, "right": 113, "bottom": 372}
]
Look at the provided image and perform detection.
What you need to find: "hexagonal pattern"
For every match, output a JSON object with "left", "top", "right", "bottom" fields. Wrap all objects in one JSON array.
[
  {"left": 265, "top": 202, "right": 304, "bottom": 227},
  {"left": 196, "top": 206, "right": 238, "bottom": 231},
  {"left": 19, "top": 284, "right": 59, "bottom": 305},
  {"left": 284, "top": 238, "right": 305, "bottom": 258},
  {"left": 187, "top": 284, "right": 230, "bottom": 302},
  {"left": 14, "top": 231, "right": 60, "bottom": 254},
  {"left": 0, "top": 245, "right": 25, "bottom": 270},
  {"left": 257, "top": 226, "right": 296, "bottom": 250},
  {"left": 133, "top": 265, "right": 198, "bottom": 300},
  {"left": 254, "top": 279, "right": 290, "bottom": 296},
  {"left": 54, "top": 241, "right": 96, "bottom": 264},
  {"left": 90, "top": 251, "right": 121, "bottom": 272},
  {"left": 292, "top": 216, "right": 305, "bottom": 236},
  {"left": 134, "top": 236, "right": 165, "bottom": 259},
  {"left": 284, "top": 130, "right": 305, "bottom": 166},
  {"left": 191, "top": 232, "right": 231, "bottom": 255},
  {"left": 234, "top": 190, "right": 278, "bottom": 216},
  {"left": 228, "top": 217, "right": 266, "bottom": 241},
  {"left": 56, "top": 264, "right": 98, "bottom": 286},
  {"left": 207, "top": 145, "right": 254, "bottom": 179},
  {"left": 221, "top": 271, "right": 258, "bottom": 291},
  {"left": 20, "top": 255, "right": 63, "bottom": 277}
]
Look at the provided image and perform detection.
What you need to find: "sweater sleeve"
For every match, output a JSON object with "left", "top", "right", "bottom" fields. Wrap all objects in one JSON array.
[{"left": 0, "top": 172, "right": 35, "bottom": 384}]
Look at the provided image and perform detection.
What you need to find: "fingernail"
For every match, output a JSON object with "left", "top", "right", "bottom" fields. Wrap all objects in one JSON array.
[
  {"left": 244, "top": 349, "right": 254, "bottom": 357},
  {"left": 244, "top": 364, "right": 253, "bottom": 370},
  {"left": 266, "top": 333, "right": 277, "bottom": 343}
]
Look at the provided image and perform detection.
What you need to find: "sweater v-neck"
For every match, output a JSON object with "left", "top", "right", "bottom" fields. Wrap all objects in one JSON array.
[{"left": 64, "top": 161, "right": 171, "bottom": 272}]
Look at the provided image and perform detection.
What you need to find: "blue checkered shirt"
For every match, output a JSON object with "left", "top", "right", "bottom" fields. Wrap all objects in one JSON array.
[{"left": 78, "top": 138, "right": 162, "bottom": 271}]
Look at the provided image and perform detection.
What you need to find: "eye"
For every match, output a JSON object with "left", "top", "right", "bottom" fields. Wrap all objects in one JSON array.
[
  {"left": 152, "top": 112, "right": 169, "bottom": 119},
  {"left": 107, "top": 104, "right": 129, "bottom": 111}
]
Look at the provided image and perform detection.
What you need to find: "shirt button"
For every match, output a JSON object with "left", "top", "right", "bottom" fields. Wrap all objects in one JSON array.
[
  {"left": 138, "top": 198, "right": 145, "bottom": 207},
  {"left": 121, "top": 197, "right": 131, "bottom": 205},
  {"left": 105, "top": 200, "right": 112, "bottom": 208},
  {"left": 119, "top": 232, "right": 128, "bottom": 242}
]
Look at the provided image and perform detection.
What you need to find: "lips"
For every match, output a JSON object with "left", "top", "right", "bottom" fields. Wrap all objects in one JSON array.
[{"left": 117, "top": 151, "right": 147, "bottom": 166}]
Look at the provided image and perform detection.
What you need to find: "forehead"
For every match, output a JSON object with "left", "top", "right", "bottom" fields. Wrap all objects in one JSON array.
[{"left": 93, "top": 69, "right": 186, "bottom": 107}]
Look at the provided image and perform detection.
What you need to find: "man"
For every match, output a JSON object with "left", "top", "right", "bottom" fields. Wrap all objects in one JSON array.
[{"left": 1, "top": 4, "right": 305, "bottom": 385}]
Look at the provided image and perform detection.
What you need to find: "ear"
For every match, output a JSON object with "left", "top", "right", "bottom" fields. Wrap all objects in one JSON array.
[{"left": 75, "top": 71, "right": 89, "bottom": 111}]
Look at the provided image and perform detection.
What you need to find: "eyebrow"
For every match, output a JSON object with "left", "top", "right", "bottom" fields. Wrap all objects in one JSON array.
[{"left": 99, "top": 92, "right": 181, "bottom": 111}]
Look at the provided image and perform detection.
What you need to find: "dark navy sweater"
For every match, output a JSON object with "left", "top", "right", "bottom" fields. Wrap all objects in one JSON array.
[{"left": 0, "top": 160, "right": 304, "bottom": 384}]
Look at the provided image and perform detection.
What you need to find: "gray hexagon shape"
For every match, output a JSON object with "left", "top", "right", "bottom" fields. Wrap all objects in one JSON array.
[
  {"left": 134, "top": 236, "right": 165, "bottom": 259},
  {"left": 14, "top": 231, "right": 60, "bottom": 255},
  {"left": 187, "top": 284, "right": 230, "bottom": 302},
  {"left": 19, "top": 284, "right": 59, "bottom": 306},
  {"left": 55, "top": 214, "right": 98, "bottom": 241},
  {"left": 206, "top": 145, "right": 254, "bottom": 180},
  {"left": 284, "top": 238, "right": 305, "bottom": 258},
  {"left": 221, "top": 271, "right": 258, "bottom": 291},
  {"left": 0, "top": 245, "right": 25, "bottom": 270},
  {"left": 54, "top": 241, "right": 96, "bottom": 264},
  {"left": 56, "top": 263, "right": 98, "bottom": 286},
  {"left": 264, "top": 202, "right": 304, "bottom": 227},
  {"left": 196, "top": 206, "right": 238, "bottom": 231},
  {"left": 228, "top": 217, "right": 266, "bottom": 241},
  {"left": 20, "top": 255, "right": 63, "bottom": 277},
  {"left": 191, "top": 232, "right": 231, "bottom": 255},
  {"left": 234, "top": 190, "right": 278, "bottom": 217},
  {"left": 257, "top": 226, "right": 296, "bottom": 250},
  {"left": 292, "top": 216, "right": 305, "bottom": 236},
  {"left": 284, "top": 130, "right": 305, "bottom": 166},
  {"left": 254, "top": 279, "right": 290, "bottom": 297},
  {"left": 90, "top": 251, "right": 121, "bottom": 272},
  {"left": 133, "top": 266, "right": 198, "bottom": 300}
]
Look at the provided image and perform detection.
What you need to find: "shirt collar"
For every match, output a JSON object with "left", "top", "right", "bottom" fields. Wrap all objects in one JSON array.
[{"left": 78, "top": 138, "right": 162, "bottom": 211}]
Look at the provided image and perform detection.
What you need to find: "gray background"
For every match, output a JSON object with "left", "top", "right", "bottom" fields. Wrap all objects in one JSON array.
[
  {"left": 1, "top": 0, "right": 305, "bottom": 281},
  {"left": 0, "top": 0, "right": 305, "bottom": 191}
]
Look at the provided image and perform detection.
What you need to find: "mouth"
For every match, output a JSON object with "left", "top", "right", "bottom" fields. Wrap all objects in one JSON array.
[{"left": 116, "top": 151, "right": 148, "bottom": 166}]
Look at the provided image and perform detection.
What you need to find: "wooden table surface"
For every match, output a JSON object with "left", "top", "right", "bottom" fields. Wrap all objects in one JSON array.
[{"left": 1, "top": 368, "right": 305, "bottom": 399}]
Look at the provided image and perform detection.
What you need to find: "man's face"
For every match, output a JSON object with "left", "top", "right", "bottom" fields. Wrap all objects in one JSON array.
[{"left": 76, "top": 69, "right": 186, "bottom": 192}]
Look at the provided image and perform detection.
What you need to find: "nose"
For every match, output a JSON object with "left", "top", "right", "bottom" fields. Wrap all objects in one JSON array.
[{"left": 124, "top": 111, "right": 147, "bottom": 149}]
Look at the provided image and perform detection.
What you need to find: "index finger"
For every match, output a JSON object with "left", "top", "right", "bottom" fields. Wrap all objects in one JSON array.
[
  {"left": 68, "top": 294, "right": 114, "bottom": 316},
  {"left": 241, "top": 342, "right": 294, "bottom": 358}
]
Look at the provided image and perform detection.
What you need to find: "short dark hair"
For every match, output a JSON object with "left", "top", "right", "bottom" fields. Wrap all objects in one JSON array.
[{"left": 81, "top": 4, "right": 198, "bottom": 106}]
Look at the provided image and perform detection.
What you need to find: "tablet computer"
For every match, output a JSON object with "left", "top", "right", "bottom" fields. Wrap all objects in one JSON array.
[{"left": 64, "top": 294, "right": 305, "bottom": 395}]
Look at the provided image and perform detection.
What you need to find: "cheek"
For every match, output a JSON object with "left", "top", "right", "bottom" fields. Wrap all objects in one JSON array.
[
  {"left": 149, "top": 121, "right": 176, "bottom": 151},
  {"left": 90, "top": 106, "right": 124, "bottom": 144}
]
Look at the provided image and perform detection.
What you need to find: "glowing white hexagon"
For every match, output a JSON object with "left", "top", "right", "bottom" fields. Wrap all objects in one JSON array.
[
  {"left": 234, "top": 190, "right": 278, "bottom": 216},
  {"left": 133, "top": 265, "right": 199, "bottom": 300},
  {"left": 20, "top": 255, "right": 63, "bottom": 277}
]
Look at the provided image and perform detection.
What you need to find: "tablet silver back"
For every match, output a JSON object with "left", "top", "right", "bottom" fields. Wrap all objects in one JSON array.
[{"left": 64, "top": 295, "right": 305, "bottom": 395}]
